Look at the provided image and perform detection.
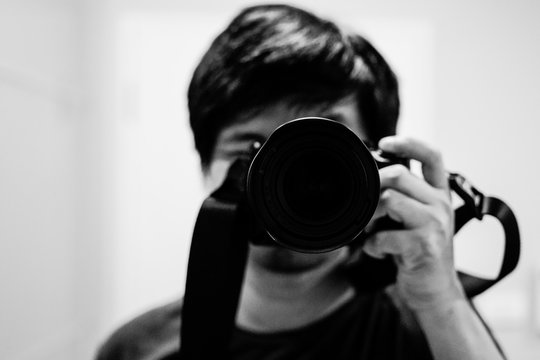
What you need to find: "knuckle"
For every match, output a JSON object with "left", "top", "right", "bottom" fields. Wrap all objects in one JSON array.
[
  {"left": 425, "top": 208, "right": 452, "bottom": 240},
  {"left": 428, "top": 149, "right": 443, "bottom": 164},
  {"left": 419, "top": 237, "right": 440, "bottom": 257},
  {"left": 380, "top": 189, "right": 392, "bottom": 202},
  {"left": 432, "top": 212, "right": 447, "bottom": 229},
  {"left": 364, "top": 235, "right": 384, "bottom": 258},
  {"left": 399, "top": 136, "right": 414, "bottom": 146},
  {"left": 434, "top": 191, "right": 453, "bottom": 210},
  {"left": 384, "top": 164, "right": 409, "bottom": 186},
  {"left": 425, "top": 203, "right": 447, "bottom": 226},
  {"left": 442, "top": 198, "right": 453, "bottom": 216},
  {"left": 435, "top": 192, "right": 453, "bottom": 218},
  {"left": 381, "top": 189, "right": 400, "bottom": 207},
  {"left": 413, "top": 229, "right": 444, "bottom": 258}
]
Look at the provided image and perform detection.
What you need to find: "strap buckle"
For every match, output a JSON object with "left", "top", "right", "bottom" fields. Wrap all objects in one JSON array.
[{"left": 449, "top": 172, "right": 485, "bottom": 220}]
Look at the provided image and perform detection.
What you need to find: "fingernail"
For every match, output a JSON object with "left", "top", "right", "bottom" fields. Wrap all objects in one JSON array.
[{"left": 378, "top": 137, "right": 394, "bottom": 150}]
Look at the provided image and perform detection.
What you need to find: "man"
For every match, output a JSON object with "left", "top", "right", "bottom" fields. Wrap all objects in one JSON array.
[{"left": 97, "top": 4, "right": 505, "bottom": 359}]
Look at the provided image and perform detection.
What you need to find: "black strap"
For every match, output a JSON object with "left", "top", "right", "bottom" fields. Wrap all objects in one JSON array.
[
  {"left": 179, "top": 160, "right": 252, "bottom": 360},
  {"left": 179, "top": 197, "right": 248, "bottom": 360},
  {"left": 450, "top": 173, "right": 521, "bottom": 297}
]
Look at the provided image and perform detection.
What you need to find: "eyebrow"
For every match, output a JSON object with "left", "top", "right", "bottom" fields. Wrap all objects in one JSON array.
[
  {"left": 225, "top": 112, "right": 347, "bottom": 145},
  {"left": 228, "top": 130, "right": 268, "bottom": 144}
]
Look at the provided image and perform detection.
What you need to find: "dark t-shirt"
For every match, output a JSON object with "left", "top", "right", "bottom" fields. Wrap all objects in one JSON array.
[{"left": 96, "top": 291, "right": 436, "bottom": 360}]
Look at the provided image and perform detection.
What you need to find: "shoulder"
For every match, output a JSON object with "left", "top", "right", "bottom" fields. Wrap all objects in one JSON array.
[{"left": 95, "top": 299, "right": 182, "bottom": 360}]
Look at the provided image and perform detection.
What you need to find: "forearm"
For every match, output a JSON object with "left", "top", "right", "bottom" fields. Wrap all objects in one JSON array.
[{"left": 415, "top": 297, "right": 504, "bottom": 360}]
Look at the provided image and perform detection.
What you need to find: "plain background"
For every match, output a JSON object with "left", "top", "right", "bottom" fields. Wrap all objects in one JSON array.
[{"left": 1, "top": 0, "right": 539, "bottom": 359}]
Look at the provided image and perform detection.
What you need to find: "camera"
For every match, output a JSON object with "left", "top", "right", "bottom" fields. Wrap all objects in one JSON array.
[{"left": 246, "top": 117, "right": 408, "bottom": 253}]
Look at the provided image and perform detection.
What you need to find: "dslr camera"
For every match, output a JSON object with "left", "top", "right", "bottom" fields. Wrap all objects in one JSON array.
[{"left": 245, "top": 117, "right": 407, "bottom": 253}]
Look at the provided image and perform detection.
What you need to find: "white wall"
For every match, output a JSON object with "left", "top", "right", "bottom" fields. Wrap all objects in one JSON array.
[
  {"left": 0, "top": 1, "right": 116, "bottom": 358},
  {"left": 1, "top": 1, "right": 539, "bottom": 359},
  {"left": 0, "top": 1, "right": 83, "bottom": 359}
]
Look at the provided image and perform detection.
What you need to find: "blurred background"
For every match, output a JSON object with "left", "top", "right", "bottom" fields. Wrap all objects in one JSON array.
[{"left": 1, "top": 0, "right": 539, "bottom": 358}]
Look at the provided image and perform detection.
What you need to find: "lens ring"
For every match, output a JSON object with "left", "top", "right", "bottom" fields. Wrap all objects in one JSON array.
[{"left": 247, "top": 118, "right": 380, "bottom": 253}]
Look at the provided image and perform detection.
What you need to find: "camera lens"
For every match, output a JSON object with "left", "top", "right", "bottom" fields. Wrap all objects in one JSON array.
[
  {"left": 247, "top": 117, "right": 380, "bottom": 253},
  {"left": 279, "top": 148, "right": 353, "bottom": 225}
]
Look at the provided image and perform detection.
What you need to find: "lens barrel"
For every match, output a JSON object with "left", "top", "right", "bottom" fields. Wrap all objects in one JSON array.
[{"left": 246, "top": 117, "right": 380, "bottom": 253}]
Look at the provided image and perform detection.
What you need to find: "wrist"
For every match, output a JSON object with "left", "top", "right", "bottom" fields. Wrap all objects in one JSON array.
[
  {"left": 412, "top": 291, "right": 467, "bottom": 322},
  {"left": 400, "top": 273, "right": 466, "bottom": 314}
]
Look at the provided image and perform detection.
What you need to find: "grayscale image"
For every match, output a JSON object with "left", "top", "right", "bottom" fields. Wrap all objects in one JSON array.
[{"left": 1, "top": 1, "right": 539, "bottom": 359}]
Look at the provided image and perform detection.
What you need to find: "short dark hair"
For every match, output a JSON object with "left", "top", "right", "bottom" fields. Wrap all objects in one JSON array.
[{"left": 188, "top": 4, "right": 400, "bottom": 169}]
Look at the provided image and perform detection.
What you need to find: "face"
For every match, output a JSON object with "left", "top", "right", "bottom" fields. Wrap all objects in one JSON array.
[{"left": 205, "top": 95, "right": 369, "bottom": 274}]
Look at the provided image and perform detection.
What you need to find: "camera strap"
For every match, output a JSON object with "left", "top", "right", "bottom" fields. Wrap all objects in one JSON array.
[
  {"left": 179, "top": 159, "right": 251, "bottom": 360},
  {"left": 449, "top": 173, "right": 521, "bottom": 297}
]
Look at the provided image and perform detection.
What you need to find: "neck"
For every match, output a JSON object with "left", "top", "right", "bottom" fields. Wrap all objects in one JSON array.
[{"left": 235, "top": 249, "right": 355, "bottom": 332}]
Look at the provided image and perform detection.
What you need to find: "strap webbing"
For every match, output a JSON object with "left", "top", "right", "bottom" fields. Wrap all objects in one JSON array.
[
  {"left": 450, "top": 173, "right": 520, "bottom": 297},
  {"left": 179, "top": 159, "right": 252, "bottom": 360},
  {"left": 179, "top": 197, "right": 248, "bottom": 359},
  {"left": 455, "top": 196, "right": 521, "bottom": 297}
]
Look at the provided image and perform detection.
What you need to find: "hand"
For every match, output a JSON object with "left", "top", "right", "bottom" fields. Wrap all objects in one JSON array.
[{"left": 363, "top": 136, "right": 465, "bottom": 312}]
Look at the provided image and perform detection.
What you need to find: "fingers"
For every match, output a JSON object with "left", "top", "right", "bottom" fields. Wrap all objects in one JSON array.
[
  {"left": 378, "top": 136, "right": 448, "bottom": 190},
  {"left": 379, "top": 164, "right": 444, "bottom": 205},
  {"left": 363, "top": 228, "right": 447, "bottom": 268},
  {"left": 363, "top": 189, "right": 450, "bottom": 259},
  {"left": 363, "top": 229, "right": 416, "bottom": 259},
  {"left": 366, "top": 137, "right": 458, "bottom": 307},
  {"left": 365, "top": 136, "right": 453, "bottom": 255},
  {"left": 373, "top": 188, "right": 432, "bottom": 228}
]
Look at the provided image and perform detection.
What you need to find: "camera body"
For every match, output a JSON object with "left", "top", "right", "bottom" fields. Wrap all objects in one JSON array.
[{"left": 246, "top": 117, "right": 408, "bottom": 253}]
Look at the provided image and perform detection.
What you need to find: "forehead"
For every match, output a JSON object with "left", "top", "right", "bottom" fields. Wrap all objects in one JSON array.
[{"left": 213, "top": 95, "right": 367, "bottom": 158}]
